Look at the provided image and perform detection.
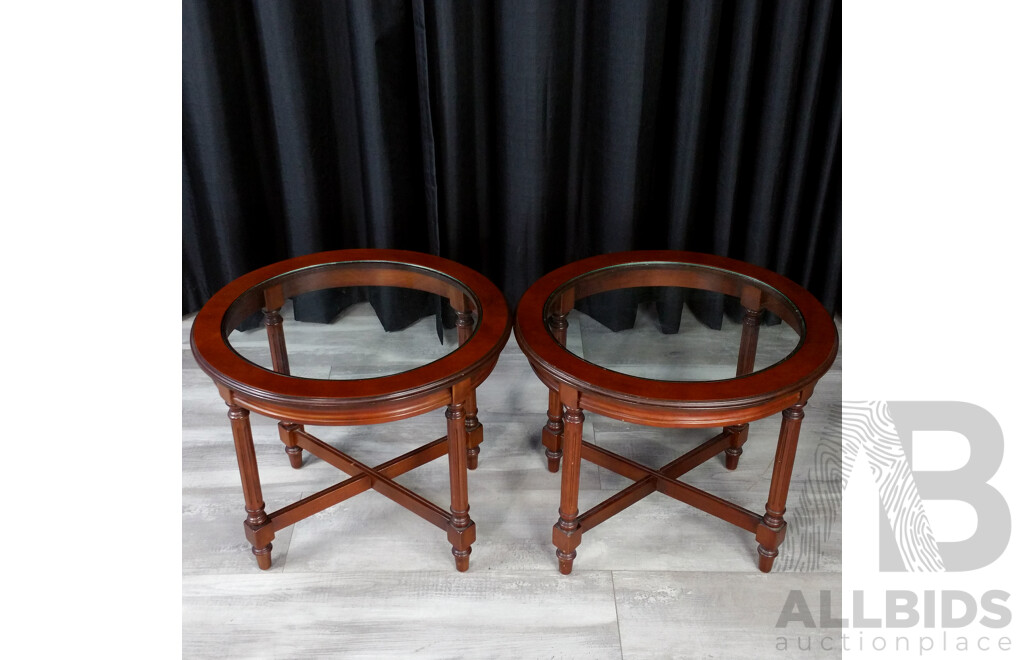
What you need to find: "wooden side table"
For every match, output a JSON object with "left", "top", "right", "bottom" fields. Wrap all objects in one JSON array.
[
  {"left": 190, "top": 249, "right": 510, "bottom": 571},
  {"left": 513, "top": 251, "right": 838, "bottom": 574}
]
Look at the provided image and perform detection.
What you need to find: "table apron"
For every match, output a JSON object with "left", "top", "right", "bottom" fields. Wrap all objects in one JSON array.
[
  {"left": 224, "top": 389, "right": 452, "bottom": 426},
  {"left": 578, "top": 390, "right": 805, "bottom": 428}
]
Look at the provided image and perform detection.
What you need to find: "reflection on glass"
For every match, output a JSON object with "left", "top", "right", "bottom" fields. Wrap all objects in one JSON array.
[
  {"left": 545, "top": 265, "right": 804, "bottom": 383},
  {"left": 226, "top": 280, "right": 478, "bottom": 380}
]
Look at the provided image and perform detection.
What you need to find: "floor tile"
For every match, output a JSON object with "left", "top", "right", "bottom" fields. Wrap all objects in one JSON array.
[
  {"left": 183, "top": 570, "right": 622, "bottom": 659},
  {"left": 183, "top": 308, "right": 842, "bottom": 656},
  {"left": 613, "top": 570, "right": 842, "bottom": 659}
]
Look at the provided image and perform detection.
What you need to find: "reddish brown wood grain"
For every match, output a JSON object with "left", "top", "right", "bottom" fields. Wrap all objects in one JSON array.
[
  {"left": 513, "top": 251, "right": 838, "bottom": 574},
  {"left": 190, "top": 250, "right": 511, "bottom": 572},
  {"left": 192, "top": 250, "right": 508, "bottom": 416},
  {"left": 515, "top": 251, "right": 836, "bottom": 416}
]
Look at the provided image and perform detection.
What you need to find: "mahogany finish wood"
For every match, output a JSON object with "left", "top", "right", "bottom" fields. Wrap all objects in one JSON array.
[
  {"left": 456, "top": 309, "right": 483, "bottom": 470},
  {"left": 554, "top": 388, "right": 584, "bottom": 575},
  {"left": 190, "top": 249, "right": 510, "bottom": 572},
  {"left": 514, "top": 251, "right": 838, "bottom": 574},
  {"left": 724, "top": 306, "right": 763, "bottom": 470},
  {"left": 542, "top": 312, "right": 569, "bottom": 472}
]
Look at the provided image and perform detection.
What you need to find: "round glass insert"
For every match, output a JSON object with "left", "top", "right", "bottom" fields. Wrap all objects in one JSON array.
[
  {"left": 223, "top": 261, "right": 479, "bottom": 380},
  {"left": 543, "top": 262, "right": 804, "bottom": 382}
]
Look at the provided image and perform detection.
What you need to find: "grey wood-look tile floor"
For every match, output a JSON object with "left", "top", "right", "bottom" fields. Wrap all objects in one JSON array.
[{"left": 183, "top": 302, "right": 842, "bottom": 659}]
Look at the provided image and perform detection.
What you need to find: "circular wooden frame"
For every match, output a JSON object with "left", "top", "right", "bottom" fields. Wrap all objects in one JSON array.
[
  {"left": 191, "top": 249, "right": 511, "bottom": 425},
  {"left": 515, "top": 250, "right": 838, "bottom": 425},
  {"left": 189, "top": 249, "right": 510, "bottom": 573},
  {"left": 514, "top": 250, "right": 839, "bottom": 575}
]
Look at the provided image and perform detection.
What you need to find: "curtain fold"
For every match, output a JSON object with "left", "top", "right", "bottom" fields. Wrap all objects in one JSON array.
[{"left": 183, "top": 0, "right": 841, "bottom": 331}]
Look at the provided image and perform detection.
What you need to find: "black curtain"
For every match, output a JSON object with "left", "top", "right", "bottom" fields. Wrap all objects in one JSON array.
[{"left": 183, "top": 0, "right": 840, "bottom": 330}]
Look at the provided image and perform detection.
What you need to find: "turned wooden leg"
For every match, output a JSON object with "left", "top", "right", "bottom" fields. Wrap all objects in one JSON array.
[
  {"left": 735, "top": 307, "right": 764, "bottom": 377},
  {"left": 553, "top": 396, "right": 584, "bottom": 574},
  {"left": 724, "top": 423, "right": 749, "bottom": 470},
  {"left": 544, "top": 311, "right": 569, "bottom": 472},
  {"left": 724, "top": 307, "right": 763, "bottom": 470},
  {"left": 542, "top": 388, "right": 564, "bottom": 472},
  {"left": 228, "top": 405, "right": 274, "bottom": 569},
  {"left": 264, "top": 306, "right": 291, "bottom": 374},
  {"left": 446, "top": 399, "right": 476, "bottom": 571},
  {"left": 264, "top": 305, "right": 301, "bottom": 468},
  {"left": 756, "top": 402, "right": 805, "bottom": 572},
  {"left": 278, "top": 421, "right": 304, "bottom": 469},
  {"left": 464, "top": 389, "right": 482, "bottom": 470},
  {"left": 454, "top": 309, "right": 484, "bottom": 470}
]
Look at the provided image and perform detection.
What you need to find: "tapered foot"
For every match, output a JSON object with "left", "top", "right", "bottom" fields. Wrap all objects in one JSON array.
[
  {"left": 453, "top": 548, "right": 471, "bottom": 572},
  {"left": 279, "top": 422, "right": 304, "bottom": 469},
  {"left": 448, "top": 521, "right": 475, "bottom": 572},
  {"left": 253, "top": 543, "right": 273, "bottom": 570},
  {"left": 546, "top": 451, "right": 561, "bottom": 473},
  {"left": 285, "top": 446, "right": 303, "bottom": 469},
  {"left": 466, "top": 449, "right": 479, "bottom": 471},
  {"left": 556, "top": 549, "right": 576, "bottom": 575},
  {"left": 755, "top": 515, "right": 786, "bottom": 574},
  {"left": 757, "top": 544, "right": 778, "bottom": 573},
  {"left": 725, "top": 449, "right": 741, "bottom": 470}
]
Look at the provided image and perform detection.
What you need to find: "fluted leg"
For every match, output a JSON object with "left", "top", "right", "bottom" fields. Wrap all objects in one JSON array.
[
  {"left": 543, "top": 312, "right": 569, "bottom": 472},
  {"left": 725, "top": 307, "right": 763, "bottom": 470},
  {"left": 553, "top": 401, "right": 584, "bottom": 574},
  {"left": 264, "top": 305, "right": 302, "bottom": 467},
  {"left": 756, "top": 402, "right": 805, "bottom": 572},
  {"left": 542, "top": 389, "right": 564, "bottom": 472},
  {"left": 446, "top": 400, "right": 476, "bottom": 571},
  {"left": 264, "top": 307, "right": 291, "bottom": 374},
  {"left": 735, "top": 307, "right": 763, "bottom": 377},
  {"left": 228, "top": 405, "right": 274, "bottom": 569}
]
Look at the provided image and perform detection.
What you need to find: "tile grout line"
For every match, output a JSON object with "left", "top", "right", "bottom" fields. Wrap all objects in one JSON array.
[{"left": 610, "top": 570, "right": 625, "bottom": 660}]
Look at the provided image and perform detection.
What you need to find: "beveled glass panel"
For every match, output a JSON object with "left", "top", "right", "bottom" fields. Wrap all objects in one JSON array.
[{"left": 544, "top": 262, "right": 804, "bottom": 382}]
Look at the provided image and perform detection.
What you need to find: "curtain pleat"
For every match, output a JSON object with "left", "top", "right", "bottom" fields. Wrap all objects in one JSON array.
[{"left": 183, "top": 0, "right": 841, "bottom": 331}]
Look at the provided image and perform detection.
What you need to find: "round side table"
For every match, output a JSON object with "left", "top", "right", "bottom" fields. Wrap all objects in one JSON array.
[
  {"left": 190, "top": 249, "right": 510, "bottom": 571},
  {"left": 514, "top": 251, "right": 838, "bottom": 574}
]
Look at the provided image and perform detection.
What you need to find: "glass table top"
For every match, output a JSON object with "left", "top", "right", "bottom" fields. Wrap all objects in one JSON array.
[
  {"left": 544, "top": 262, "right": 804, "bottom": 383},
  {"left": 222, "top": 263, "right": 479, "bottom": 381}
]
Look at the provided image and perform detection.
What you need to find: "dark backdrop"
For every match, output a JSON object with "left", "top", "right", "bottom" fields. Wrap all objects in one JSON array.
[{"left": 183, "top": 0, "right": 840, "bottom": 330}]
